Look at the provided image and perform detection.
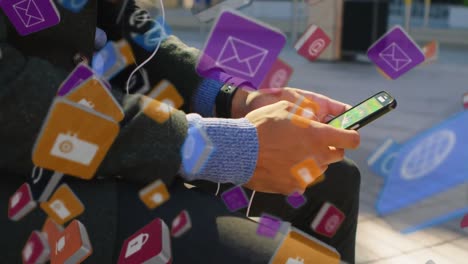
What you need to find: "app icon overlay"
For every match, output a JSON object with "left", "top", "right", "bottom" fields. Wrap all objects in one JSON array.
[
  {"left": 259, "top": 58, "right": 293, "bottom": 89},
  {"left": 286, "top": 192, "right": 307, "bottom": 209},
  {"left": 290, "top": 158, "right": 322, "bottom": 189},
  {"left": 139, "top": 179, "right": 170, "bottom": 209},
  {"left": 221, "top": 186, "right": 249, "bottom": 212},
  {"left": 0, "top": 0, "right": 61, "bottom": 36},
  {"left": 40, "top": 184, "right": 84, "bottom": 225},
  {"left": 8, "top": 183, "right": 37, "bottom": 221},
  {"left": 196, "top": 9, "right": 286, "bottom": 89},
  {"left": 181, "top": 124, "right": 215, "bottom": 175},
  {"left": 148, "top": 80, "right": 184, "bottom": 110},
  {"left": 367, "top": 138, "right": 401, "bottom": 179},
  {"left": 367, "top": 26, "right": 424, "bottom": 80},
  {"left": 56, "top": 0, "right": 88, "bottom": 13},
  {"left": 171, "top": 210, "right": 192, "bottom": 238},
  {"left": 118, "top": 218, "right": 172, "bottom": 264},
  {"left": 32, "top": 98, "right": 119, "bottom": 180},
  {"left": 270, "top": 228, "right": 340, "bottom": 264},
  {"left": 22, "top": 231, "right": 50, "bottom": 264},
  {"left": 50, "top": 220, "right": 92, "bottom": 264},
  {"left": 257, "top": 214, "right": 282, "bottom": 239},
  {"left": 310, "top": 202, "right": 345, "bottom": 238},
  {"left": 295, "top": 24, "right": 331, "bottom": 61}
]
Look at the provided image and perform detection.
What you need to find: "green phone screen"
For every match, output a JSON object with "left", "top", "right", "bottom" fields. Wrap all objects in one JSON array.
[{"left": 328, "top": 96, "right": 386, "bottom": 129}]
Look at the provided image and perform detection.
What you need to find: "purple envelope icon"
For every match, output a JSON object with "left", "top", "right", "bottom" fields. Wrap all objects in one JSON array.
[
  {"left": 216, "top": 36, "right": 268, "bottom": 78},
  {"left": 367, "top": 26, "right": 424, "bottom": 80},
  {"left": 197, "top": 10, "right": 286, "bottom": 89},
  {"left": 0, "top": 0, "right": 60, "bottom": 36}
]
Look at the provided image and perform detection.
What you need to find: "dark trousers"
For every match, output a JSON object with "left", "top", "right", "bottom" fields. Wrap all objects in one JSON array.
[
  {"left": 190, "top": 158, "right": 361, "bottom": 264},
  {"left": 1, "top": 159, "right": 359, "bottom": 263}
]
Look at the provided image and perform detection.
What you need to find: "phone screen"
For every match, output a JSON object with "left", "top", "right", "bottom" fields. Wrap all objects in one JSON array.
[{"left": 328, "top": 93, "right": 393, "bottom": 129}]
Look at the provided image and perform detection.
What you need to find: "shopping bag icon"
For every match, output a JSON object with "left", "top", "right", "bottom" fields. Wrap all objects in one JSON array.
[
  {"left": 216, "top": 36, "right": 268, "bottom": 78},
  {"left": 379, "top": 43, "right": 412, "bottom": 72},
  {"left": 125, "top": 233, "right": 149, "bottom": 258},
  {"left": 40, "top": 184, "right": 84, "bottom": 225}
]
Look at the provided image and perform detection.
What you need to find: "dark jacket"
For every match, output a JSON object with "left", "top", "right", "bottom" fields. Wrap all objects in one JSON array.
[{"left": 0, "top": 0, "right": 207, "bottom": 261}]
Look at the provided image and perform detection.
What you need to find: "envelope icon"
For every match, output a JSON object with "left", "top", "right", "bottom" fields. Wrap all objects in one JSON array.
[
  {"left": 13, "top": 0, "right": 46, "bottom": 28},
  {"left": 216, "top": 36, "right": 268, "bottom": 78},
  {"left": 379, "top": 43, "right": 412, "bottom": 72}
]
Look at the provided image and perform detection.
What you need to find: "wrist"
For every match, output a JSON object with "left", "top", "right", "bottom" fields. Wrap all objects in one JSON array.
[{"left": 230, "top": 88, "right": 249, "bottom": 118}]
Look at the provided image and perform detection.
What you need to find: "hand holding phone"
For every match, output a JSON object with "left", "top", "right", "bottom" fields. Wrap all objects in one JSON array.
[{"left": 327, "top": 91, "right": 397, "bottom": 130}]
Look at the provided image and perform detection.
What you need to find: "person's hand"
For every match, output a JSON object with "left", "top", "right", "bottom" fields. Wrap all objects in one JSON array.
[
  {"left": 243, "top": 101, "right": 360, "bottom": 195},
  {"left": 232, "top": 87, "right": 351, "bottom": 123}
]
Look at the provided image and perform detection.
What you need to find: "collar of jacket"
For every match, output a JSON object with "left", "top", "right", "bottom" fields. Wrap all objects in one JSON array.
[{"left": 5, "top": 1, "right": 98, "bottom": 72}]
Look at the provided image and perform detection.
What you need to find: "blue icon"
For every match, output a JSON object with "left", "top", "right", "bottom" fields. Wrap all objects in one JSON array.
[
  {"left": 57, "top": 0, "right": 88, "bottom": 13},
  {"left": 131, "top": 17, "right": 172, "bottom": 52},
  {"left": 376, "top": 111, "right": 468, "bottom": 216},
  {"left": 91, "top": 42, "right": 126, "bottom": 80},
  {"left": 367, "top": 138, "right": 401, "bottom": 179},
  {"left": 181, "top": 124, "right": 214, "bottom": 175}
]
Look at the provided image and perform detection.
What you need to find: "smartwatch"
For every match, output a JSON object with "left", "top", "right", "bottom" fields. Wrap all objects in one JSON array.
[{"left": 215, "top": 83, "right": 239, "bottom": 118}]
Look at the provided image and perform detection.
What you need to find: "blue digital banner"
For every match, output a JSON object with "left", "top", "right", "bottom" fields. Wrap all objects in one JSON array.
[{"left": 376, "top": 111, "right": 468, "bottom": 215}]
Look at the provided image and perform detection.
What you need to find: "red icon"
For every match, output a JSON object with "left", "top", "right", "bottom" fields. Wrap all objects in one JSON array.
[
  {"left": 22, "top": 231, "right": 50, "bottom": 264},
  {"left": 8, "top": 183, "right": 37, "bottom": 221},
  {"left": 461, "top": 214, "right": 468, "bottom": 229},
  {"left": 171, "top": 210, "right": 192, "bottom": 238},
  {"left": 310, "top": 202, "right": 345, "bottom": 238},
  {"left": 463, "top": 93, "right": 468, "bottom": 110},
  {"left": 118, "top": 218, "right": 172, "bottom": 264},
  {"left": 50, "top": 220, "right": 93, "bottom": 264},
  {"left": 259, "top": 59, "right": 293, "bottom": 89},
  {"left": 295, "top": 25, "right": 331, "bottom": 61}
]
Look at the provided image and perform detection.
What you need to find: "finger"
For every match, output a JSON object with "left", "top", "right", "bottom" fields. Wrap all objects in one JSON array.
[
  {"left": 314, "top": 124, "right": 361, "bottom": 149},
  {"left": 297, "top": 91, "right": 349, "bottom": 119},
  {"left": 314, "top": 147, "right": 345, "bottom": 165},
  {"left": 288, "top": 111, "right": 319, "bottom": 128},
  {"left": 258, "top": 87, "right": 283, "bottom": 94}
]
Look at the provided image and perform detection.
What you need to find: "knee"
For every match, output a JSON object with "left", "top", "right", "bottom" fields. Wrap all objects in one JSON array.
[{"left": 329, "top": 158, "right": 361, "bottom": 192}]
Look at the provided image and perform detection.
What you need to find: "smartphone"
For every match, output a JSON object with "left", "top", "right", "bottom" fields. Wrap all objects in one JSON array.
[
  {"left": 191, "top": 0, "right": 252, "bottom": 22},
  {"left": 327, "top": 91, "right": 397, "bottom": 130}
]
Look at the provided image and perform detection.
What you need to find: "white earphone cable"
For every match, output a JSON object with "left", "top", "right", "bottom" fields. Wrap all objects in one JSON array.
[
  {"left": 125, "top": 0, "right": 165, "bottom": 95},
  {"left": 246, "top": 190, "right": 256, "bottom": 217}
]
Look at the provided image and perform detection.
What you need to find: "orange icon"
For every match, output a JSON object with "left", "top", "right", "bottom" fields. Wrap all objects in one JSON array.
[
  {"left": 148, "top": 80, "right": 184, "bottom": 110},
  {"left": 289, "top": 96, "right": 320, "bottom": 128},
  {"left": 50, "top": 220, "right": 93, "bottom": 264},
  {"left": 40, "top": 184, "right": 85, "bottom": 225},
  {"left": 140, "top": 96, "right": 175, "bottom": 124},
  {"left": 422, "top": 40, "right": 439, "bottom": 64},
  {"left": 376, "top": 67, "right": 392, "bottom": 80},
  {"left": 269, "top": 228, "right": 340, "bottom": 264},
  {"left": 32, "top": 98, "right": 119, "bottom": 179},
  {"left": 66, "top": 77, "right": 124, "bottom": 122},
  {"left": 139, "top": 179, "right": 170, "bottom": 209},
  {"left": 116, "top": 39, "right": 136, "bottom": 66},
  {"left": 290, "top": 158, "right": 322, "bottom": 189},
  {"left": 42, "top": 218, "right": 64, "bottom": 250}
]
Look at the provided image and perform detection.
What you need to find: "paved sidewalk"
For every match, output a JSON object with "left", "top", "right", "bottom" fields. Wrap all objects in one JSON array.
[{"left": 173, "top": 28, "right": 468, "bottom": 264}]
